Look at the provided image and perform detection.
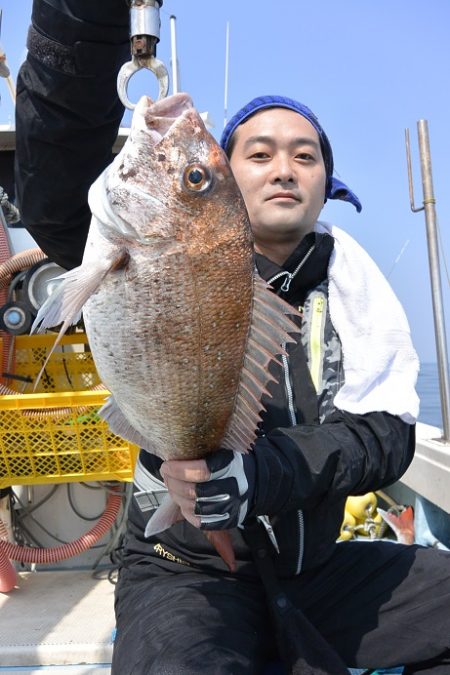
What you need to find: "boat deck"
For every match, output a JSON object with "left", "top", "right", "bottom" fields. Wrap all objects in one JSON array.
[{"left": 0, "top": 570, "right": 114, "bottom": 674}]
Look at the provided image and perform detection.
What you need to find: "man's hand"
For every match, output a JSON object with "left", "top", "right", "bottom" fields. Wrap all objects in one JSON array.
[{"left": 160, "top": 449, "right": 255, "bottom": 530}]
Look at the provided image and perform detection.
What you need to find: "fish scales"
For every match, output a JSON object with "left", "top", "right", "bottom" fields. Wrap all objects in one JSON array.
[{"left": 84, "top": 233, "right": 254, "bottom": 460}]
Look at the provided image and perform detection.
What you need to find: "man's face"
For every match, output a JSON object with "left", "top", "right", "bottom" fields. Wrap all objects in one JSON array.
[{"left": 229, "top": 108, "right": 327, "bottom": 251}]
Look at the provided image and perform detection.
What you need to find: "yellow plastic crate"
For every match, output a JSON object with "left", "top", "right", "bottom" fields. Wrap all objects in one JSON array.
[{"left": 0, "top": 333, "right": 139, "bottom": 489}]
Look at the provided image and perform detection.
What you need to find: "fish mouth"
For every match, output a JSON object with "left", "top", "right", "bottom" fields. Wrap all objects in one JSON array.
[{"left": 133, "top": 93, "right": 196, "bottom": 145}]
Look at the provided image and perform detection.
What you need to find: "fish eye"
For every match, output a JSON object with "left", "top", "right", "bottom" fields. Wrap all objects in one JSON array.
[{"left": 183, "top": 164, "right": 212, "bottom": 192}]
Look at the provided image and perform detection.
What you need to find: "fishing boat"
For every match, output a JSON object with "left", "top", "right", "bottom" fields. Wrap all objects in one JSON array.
[{"left": 0, "top": 7, "right": 449, "bottom": 674}]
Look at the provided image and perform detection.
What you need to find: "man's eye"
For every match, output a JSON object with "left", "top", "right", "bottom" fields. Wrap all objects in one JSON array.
[
  {"left": 297, "top": 153, "right": 315, "bottom": 161},
  {"left": 249, "top": 152, "right": 270, "bottom": 160}
]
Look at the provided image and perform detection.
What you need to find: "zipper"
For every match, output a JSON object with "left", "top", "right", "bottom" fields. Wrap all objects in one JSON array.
[
  {"left": 257, "top": 515, "right": 280, "bottom": 553},
  {"left": 267, "top": 244, "right": 315, "bottom": 293},
  {"left": 265, "top": 244, "right": 316, "bottom": 576},
  {"left": 281, "top": 349, "right": 296, "bottom": 426},
  {"left": 295, "top": 510, "right": 305, "bottom": 575},
  {"left": 309, "top": 294, "right": 326, "bottom": 393},
  {"left": 282, "top": 347, "right": 305, "bottom": 574}
]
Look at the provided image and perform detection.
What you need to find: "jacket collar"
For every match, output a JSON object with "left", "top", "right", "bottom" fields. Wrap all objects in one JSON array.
[{"left": 255, "top": 231, "right": 335, "bottom": 296}]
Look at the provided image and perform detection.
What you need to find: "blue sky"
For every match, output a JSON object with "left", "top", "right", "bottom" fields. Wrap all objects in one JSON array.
[{"left": 1, "top": 0, "right": 449, "bottom": 363}]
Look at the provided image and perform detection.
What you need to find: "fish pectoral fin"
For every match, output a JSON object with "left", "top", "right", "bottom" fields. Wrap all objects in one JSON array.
[
  {"left": 144, "top": 494, "right": 182, "bottom": 537},
  {"left": 32, "top": 257, "right": 121, "bottom": 335},
  {"left": 30, "top": 256, "right": 126, "bottom": 390},
  {"left": 99, "top": 396, "right": 152, "bottom": 449}
]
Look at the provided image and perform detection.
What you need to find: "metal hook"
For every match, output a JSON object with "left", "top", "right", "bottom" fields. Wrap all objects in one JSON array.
[
  {"left": 117, "top": 55, "right": 169, "bottom": 110},
  {"left": 118, "top": 0, "right": 169, "bottom": 109}
]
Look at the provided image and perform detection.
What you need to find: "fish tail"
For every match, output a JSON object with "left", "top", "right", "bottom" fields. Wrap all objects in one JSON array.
[
  {"left": 145, "top": 500, "right": 236, "bottom": 571},
  {"left": 204, "top": 530, "right": 236, "bottom": 572},
  {"left": 145, "top": 497, "right": 237, "bottom": 571}
]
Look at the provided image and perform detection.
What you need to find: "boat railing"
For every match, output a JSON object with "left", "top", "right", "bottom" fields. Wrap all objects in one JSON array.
[{"left": 406, "top": 121, "right": 450, "bottom": 443}]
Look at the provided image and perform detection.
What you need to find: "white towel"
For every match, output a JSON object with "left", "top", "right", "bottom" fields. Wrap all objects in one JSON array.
[{"left": 315, "top": 221, "right": 420, "bottom": 424}]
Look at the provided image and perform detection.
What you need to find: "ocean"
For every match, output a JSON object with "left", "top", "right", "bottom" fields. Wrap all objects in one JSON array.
[{"left": 416, "top": 362, "right": 445, "bottom": 428}]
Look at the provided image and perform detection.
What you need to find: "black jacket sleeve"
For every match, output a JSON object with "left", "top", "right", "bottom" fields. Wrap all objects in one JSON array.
[
  {"left": 250, "top": 410, "right": 415, "bottom": 517},
  {"left": 14, "top": 0, "right": 129, "bottom": 270}
]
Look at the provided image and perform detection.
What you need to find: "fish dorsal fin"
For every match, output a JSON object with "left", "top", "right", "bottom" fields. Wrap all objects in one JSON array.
[{"left": 221, "top": 274, "right": 300, "bottom": 453}]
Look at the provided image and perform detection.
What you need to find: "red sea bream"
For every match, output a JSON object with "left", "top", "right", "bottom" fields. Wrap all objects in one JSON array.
[{"left": 33, "top": 93, "right": 299, "bottom": 569}]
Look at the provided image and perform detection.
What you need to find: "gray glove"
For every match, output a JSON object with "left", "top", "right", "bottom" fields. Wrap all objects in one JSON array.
[{"left": 195, "top": 449, "right": 256, "bottom": 530}]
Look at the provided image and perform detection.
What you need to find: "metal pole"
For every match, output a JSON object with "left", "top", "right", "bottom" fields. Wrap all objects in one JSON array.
[
  {"left": 417, "top": 119, "right": 450, "bottom": 441},
  {"left": 169, "top": 15, "right": 179, "bottom": 94}
]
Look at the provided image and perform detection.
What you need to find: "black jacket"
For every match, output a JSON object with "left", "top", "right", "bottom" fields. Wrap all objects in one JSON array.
[{"left": 14, "top": 0, "right": 129, "bottom": 271}]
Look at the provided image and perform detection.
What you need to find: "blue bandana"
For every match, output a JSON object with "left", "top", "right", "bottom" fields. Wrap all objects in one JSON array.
[{"left": 220, "top": 95, "right": 362, "bottom": 213}]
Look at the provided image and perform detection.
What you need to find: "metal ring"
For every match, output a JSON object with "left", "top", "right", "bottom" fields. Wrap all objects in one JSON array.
[{"left": 117, "top": 56, "right": 169, "bottom": 110}]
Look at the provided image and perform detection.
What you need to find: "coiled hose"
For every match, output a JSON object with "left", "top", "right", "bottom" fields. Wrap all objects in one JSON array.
[
  {"left": 0, "top": 248, "right": 48, "bottom": 383},
  {"left": 0, "top": 517, "right": 17, "bottom": 592},
  {"left": 0, "top": 247, "right": 47, "bottom": 290},
  {"left": 0, "top": 487, "right": 122, "bottom": 592}
]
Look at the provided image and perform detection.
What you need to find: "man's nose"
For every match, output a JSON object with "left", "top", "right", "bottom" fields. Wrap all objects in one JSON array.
[{"left": 271, "top": 155, "right": 296, "bottom": 183}]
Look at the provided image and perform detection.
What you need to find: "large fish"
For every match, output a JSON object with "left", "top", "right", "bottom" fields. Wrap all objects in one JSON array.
[{"left": 33, "top": 93, "right": 299, "bottom": 570}]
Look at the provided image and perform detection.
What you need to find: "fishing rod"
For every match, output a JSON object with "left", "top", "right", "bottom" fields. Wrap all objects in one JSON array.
[{"left": 405, "top": 121, "right": 450, "bottom": 442}]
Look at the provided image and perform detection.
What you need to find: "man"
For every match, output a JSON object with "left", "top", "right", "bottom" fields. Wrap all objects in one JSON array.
[
  {"left": 14, "top": 2, "right": 450, "bottom": 673},
  {"left": 109, "top": 97, "right": 450, "bottom": 675}
]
